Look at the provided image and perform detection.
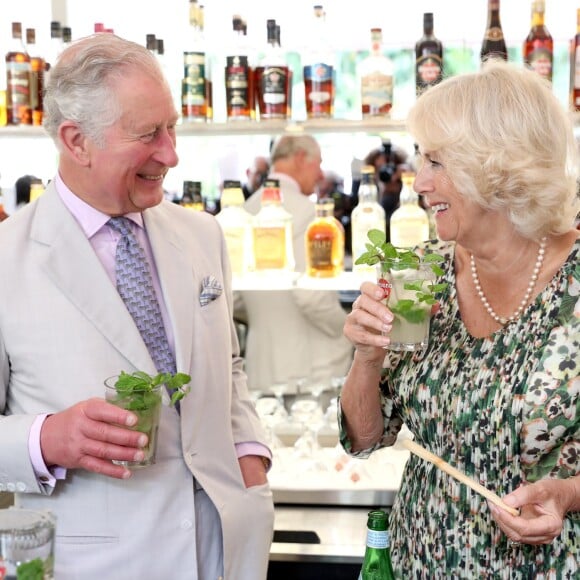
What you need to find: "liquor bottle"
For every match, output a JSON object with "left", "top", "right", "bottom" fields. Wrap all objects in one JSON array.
[
  {"left": 252, "top": 179, "right": 294, "bottom": 272},
  {"left": 180, "top": 180, "right": 204, "bottom": 211},
  {"left": 389, "top": 172, "right": 430, "bottom": 248},
  {"left": 351, "top": 165, "right": 386, "bottom": 277},
  {"left": 305, "top": 197, "right": 344, "bottom": 278},
  {"left": 303, "top": 4, "right": 335, "bottom": 119},
  {"left": 216, "top": 180, "right": 254, "bottom": 276},
  {"left": 358, "top": 510, "right": 395, "bottom": 580},
  {"left": 573, "top": 9, "right": 580, "bottom": 111},
  {"left": 146, "top": 34, "right": 158, "bottom": 54},
  {"left": 29, "top": 178, "right": 45, "bottom": 203},
  {"left": 415, "top": 12, "right": 443, "bottom": 97},
  {"left": 25, "top": 28, "right": 45, "bottom": 126},
  {"left": 46, "top": 21, "right": 64, "bottom": 71},
  {"left": 182, "top": 0, "right": 212, "bottom": 123},
  {"left": 523, "top": 0, "right": 553, "bottom": 83},
  {"left": 5, "top": 22, "right": 32, "bottom": 126},
  {"left": 225, "top": 16, "right": 253, "bottom": 122},
  {"left": 254, "top": 19, "right": 291, "bottom": 120},
  {"left": 62, "top": 26, "right": 72, "bottom": 48},
  {"left": 480, "top": 0, "right": 507, "bottom": 62},
  {"left": 358, "top": 28, "right": 393, "bottom": 118}
]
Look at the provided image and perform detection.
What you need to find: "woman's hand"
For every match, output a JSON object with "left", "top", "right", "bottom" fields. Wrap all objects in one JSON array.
[
  {"left": 489, "top": 477, "right": 578, "bottom": 545},
  {"left": 344, "top": 281, "right": 393, "bottom": 362}
]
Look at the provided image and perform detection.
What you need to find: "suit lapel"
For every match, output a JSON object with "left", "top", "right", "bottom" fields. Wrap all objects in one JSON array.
[{"left": 31, "top": 187, "right": 156, "bottom": 374}]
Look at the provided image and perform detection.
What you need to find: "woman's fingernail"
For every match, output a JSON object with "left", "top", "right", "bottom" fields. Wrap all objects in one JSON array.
[{"left": 137, "top": 434, "right": 148, "bottom": 448}]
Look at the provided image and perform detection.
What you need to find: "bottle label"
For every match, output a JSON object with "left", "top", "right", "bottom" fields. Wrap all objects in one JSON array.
[
  {"left": 527, "top": 47, "right": 552, "bottom": 80},
  {"left": 575, "top": 45, "right": 580, "bottom": 89},
  {"left": 6, "top": 62, "right": 31, "bottom": 107},
  {"left": 416, "top": 55, "right": 442, "bottom": 84},
  {"left": 361, "top": 73, "right": 393, "bottom": 110},
  {"left": 261, "top": 66, "right": 289, "bottom": 105},
  {"left": 308, "top": 237, "right": 333, "bottom": 268},
  {"left": 225, "top": 55, "right": 250, "bottom": 113},
  {"left": 484, "top": 26, "right": 504, "bottom": 41},
  {"left": 365, "top": 529, "right": 388, "bottom": 549},
  {"left": 304, "top": 63, "right": 333, "bottom": 83},
  {"left": 183, "top": 52, "right": 207, "bottom": 106},
  {"left": 253, "top": 227, "right": 287, "bottom": 269}
]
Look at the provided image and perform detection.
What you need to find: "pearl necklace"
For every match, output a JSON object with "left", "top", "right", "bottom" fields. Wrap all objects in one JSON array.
[{"left": 470, "top": 237, "right": 547, "bottom": 326}]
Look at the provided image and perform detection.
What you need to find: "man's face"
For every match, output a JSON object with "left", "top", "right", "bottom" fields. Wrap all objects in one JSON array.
[
  {"left": 83, "top": 69, "right": 179, "bottom": 215},
  {"left": 299, "top": 149, "right": 324, "bottom": 195},
  {"left": 248, "top": 158, "right": 269, "bottom": 193}
]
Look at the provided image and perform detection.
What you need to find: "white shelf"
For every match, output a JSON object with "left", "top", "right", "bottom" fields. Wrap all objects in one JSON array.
[
  {"left": 232, "top": 271, "right": 367, "bottom": 291},
  {"left": 0, "top": 118, "right": 407, "bottom": 139}
]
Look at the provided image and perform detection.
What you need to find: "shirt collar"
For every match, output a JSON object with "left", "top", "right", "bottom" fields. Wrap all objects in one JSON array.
[{"left": 55, "top": 173, "right": 144, "bottom": 239}]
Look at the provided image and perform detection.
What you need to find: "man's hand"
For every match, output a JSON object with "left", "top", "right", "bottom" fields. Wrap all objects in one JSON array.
[
  {"left": 238, "top": 455, "right": 268, "bottom": 488},
  {"left": 40, "top": 398, "right": 148, "bottom": 479}
]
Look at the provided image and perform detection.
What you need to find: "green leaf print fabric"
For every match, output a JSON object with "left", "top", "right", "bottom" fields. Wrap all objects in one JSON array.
[{"left": 339, "top": 239, "right": 579, "bottom": 579}]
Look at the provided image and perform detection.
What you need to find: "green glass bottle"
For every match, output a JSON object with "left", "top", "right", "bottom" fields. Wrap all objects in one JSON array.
[{"left": 358, "top": 509, "right": 395, "bottom": 580}]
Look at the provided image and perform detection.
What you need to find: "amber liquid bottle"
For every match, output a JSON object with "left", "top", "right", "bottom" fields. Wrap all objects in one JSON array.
[
  {"left": 6, "top": 22, "right": 32, "bottom": 125},
  {"left": 303, "top": 5, "right": 334, "bottom": 119},
  {"left": 306, "top": 198, "right": 344, "bottom": 278},
  {"left": 480, "top": 0, "right": 507, "bottom": 63},
  {"left": 26, "top": 28, "right": 45, "bottom": 126},
  {"left": 573, "top": 9, "right": 580, "bottom": 111},
  {"left": 523, "top": 0, "right": 553, "bottom": 83},
  {"left": 415, "top": 13, "right": 443, "bottom": 97},
  {"left": 254, "top": 19, "right": 291, "bottom": 120}
]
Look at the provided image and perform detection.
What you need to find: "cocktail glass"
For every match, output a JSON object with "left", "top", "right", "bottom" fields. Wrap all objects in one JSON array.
[
  {"left": 104, "top": 375, "right": 163, "bottom": 469},
  {"left": 377, "top": 260, "right": 435, "bottom": 352},
  {"left": 0, "top": 508, "right": 55, "bottom": 580}
]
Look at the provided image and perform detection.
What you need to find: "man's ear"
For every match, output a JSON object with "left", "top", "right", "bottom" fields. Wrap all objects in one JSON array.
[{"left": 58, "top": 121, "right": 92, "bottom": 166}]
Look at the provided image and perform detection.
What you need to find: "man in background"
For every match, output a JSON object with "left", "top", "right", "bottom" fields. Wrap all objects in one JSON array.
[
  {"left": 239, "top": 134, "right": 353, "bottom": 394},
  {"left": 242, "top": 154, "right": 270, "bottom": 200}
]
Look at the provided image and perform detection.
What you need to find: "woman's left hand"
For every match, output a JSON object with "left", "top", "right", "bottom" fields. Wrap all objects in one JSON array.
[{"left": 489, "top": 478, "right": 576, "bottom": 545}]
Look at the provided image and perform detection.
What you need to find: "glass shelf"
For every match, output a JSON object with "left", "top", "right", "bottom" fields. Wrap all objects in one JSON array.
[
  {"left": 232, "top": 271, "right": 367, "bottom": 291},
  {"left": 0, "top": 117, "right": 407, "bottom": 139}
]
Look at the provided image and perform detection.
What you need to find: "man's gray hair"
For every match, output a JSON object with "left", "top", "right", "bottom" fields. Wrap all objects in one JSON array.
[
  {"left": 43, "top": 33, "right": 165, "bottom": 149},
  {"left": 270, "top": 134, "right": 320, "bottom": 163}
]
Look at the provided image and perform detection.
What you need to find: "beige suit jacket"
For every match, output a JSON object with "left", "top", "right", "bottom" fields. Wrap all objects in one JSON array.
[{"left": 0, "top": 183, "right": 274, "bottom": 579}]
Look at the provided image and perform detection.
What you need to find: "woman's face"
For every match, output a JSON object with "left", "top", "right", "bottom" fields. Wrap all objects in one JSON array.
[{"left": 413, "top": 150, "right": 487, "bottom": 244}]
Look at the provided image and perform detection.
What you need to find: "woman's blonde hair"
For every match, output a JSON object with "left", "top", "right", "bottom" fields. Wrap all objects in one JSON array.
[{"left": 407, "top": 59, "right": 579, "bottom": 239}]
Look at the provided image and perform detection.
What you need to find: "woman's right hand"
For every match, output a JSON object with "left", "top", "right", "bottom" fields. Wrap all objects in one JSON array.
[{"left": 344, "top": 281, "right": 393, "bottom": 362}]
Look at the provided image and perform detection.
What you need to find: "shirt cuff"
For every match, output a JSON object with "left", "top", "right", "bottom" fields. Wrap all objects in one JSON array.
[
  {"left": 235, "top": 442, "right": 272, "bottom": 471},
  {"left": 28, "top": 414, "right": 67, "bottom": 487}
]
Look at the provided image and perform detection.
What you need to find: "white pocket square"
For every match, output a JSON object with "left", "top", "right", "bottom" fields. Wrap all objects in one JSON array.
[{"left": 199, "top": 275, "right": 223, "bottom": 306}]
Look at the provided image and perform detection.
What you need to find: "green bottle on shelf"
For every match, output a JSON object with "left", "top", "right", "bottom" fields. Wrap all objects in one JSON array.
[{"left": 358, "top": 509, "right": 395, "bottom": 580}]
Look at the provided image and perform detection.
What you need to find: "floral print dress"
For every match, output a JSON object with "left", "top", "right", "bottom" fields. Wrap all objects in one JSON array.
[{"left": 340, "top": 239, "right": 579, "bottom": 579}]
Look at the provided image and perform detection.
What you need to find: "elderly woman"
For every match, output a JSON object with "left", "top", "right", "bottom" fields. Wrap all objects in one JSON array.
[{"left": 340, "top": 60, "right": 579, "bottom": 578}]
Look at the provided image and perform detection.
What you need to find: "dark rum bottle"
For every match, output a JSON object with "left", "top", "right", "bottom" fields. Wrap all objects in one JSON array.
[
  {"left": 480, "top": 0, "right": 507, "bottom": 63},
  {"left": 225, "top": 16, "right": 253, "bottom": 122},
  {"left": 5, "top": 22, "right": 32, "bottom": 125},
  {"left": 254, "top": 19, "right": 291, "bottom": 120},
  {"left": 415, "top": 12, "right": 443, "bottom": 97},
  {"left": 25, "top": 28, "right": 45, "bottom": 126},
  {"left": 523, "top": 0, "right": 553, "bottom": 82}
]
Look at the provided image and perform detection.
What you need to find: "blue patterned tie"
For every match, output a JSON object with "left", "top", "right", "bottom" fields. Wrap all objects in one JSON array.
[{"left": 108, "top": 217, "right": 176, "bottom": 377}]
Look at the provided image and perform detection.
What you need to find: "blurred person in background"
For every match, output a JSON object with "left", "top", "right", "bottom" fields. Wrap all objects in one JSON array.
[
  {"left": 239, "top": 134, "right": 353, "bottom": 394},
  {"left": 242, "top": 154, "right": 270, "bottom": 200}
]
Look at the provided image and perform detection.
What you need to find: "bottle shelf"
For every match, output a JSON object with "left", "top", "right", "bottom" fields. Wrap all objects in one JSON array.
[
  {"left": 0, "top": 117, "right": 407, "bottom": 139},
  {"left": 232, "top": 270, "right": 369, "bottom": 291}
]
